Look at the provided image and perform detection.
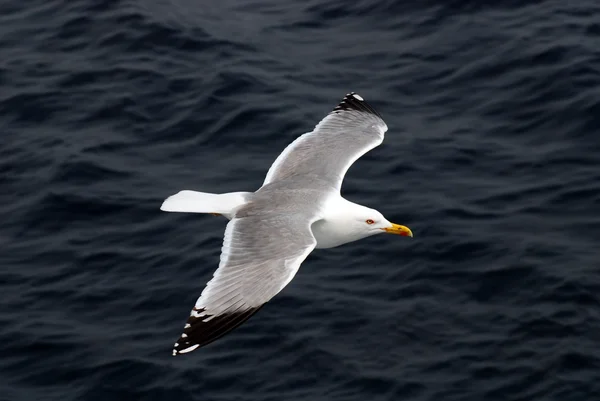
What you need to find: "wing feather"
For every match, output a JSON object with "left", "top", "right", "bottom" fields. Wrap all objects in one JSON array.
[
  {"left": 172, "top": 213, "right": 316, "bottom": 355},
  {"left": 262, "top": 92, "right": 388, "bottom": 190}
]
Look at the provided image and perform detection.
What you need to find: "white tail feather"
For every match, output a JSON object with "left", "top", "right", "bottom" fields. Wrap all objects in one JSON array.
[{"left": 160, "top": 190, "right": 250, "bottom": 219}]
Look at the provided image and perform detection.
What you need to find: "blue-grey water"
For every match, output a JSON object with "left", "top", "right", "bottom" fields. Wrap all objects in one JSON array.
[{"left": 2, "top": 1, "right": 600, "bottom": 400}]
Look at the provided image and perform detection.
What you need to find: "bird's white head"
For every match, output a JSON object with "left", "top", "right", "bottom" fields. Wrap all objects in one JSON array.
[
  {"left": 313, "top": 200, "right": 413, "bottom": 249},
  {"left": 349, "top": 204, "right": 413, "bottom": 239}
]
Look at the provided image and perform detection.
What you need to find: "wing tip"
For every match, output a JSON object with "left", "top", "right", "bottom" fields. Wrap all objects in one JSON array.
[
  {"left": 332, "top": 92, "right": 382, "bottom": 118},
  {"left": 171, "top": 306, "right": 264, "bottom": 356}
]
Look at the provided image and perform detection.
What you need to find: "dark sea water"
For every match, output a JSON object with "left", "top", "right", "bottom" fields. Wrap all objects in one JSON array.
[{"left": 2, "top": 1, "right": 600, "bottom": 400}]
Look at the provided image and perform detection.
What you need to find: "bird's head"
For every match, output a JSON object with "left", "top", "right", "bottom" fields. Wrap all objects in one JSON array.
[{"left": 351, "top": 205, "right": 413, "bottom": 239}]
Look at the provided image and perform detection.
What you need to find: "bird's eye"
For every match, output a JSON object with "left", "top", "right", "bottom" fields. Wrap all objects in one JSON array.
[{"left": 366, "top": 219, "right": 375, "bottom": 225}]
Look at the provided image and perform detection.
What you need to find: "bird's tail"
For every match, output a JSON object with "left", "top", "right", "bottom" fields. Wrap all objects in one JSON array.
[{"left": 160, "top": 190, "right": 251, "bottom": 219}]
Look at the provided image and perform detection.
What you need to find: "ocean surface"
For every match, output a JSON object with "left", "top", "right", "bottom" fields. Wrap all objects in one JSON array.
[{"left": 2, "top": 1, "right": 600, "bottom": 400}]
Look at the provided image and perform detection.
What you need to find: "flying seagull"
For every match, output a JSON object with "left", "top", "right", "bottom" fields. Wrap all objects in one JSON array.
[{"left": 161, "top": 92, "right": 413, "bottom": 356}]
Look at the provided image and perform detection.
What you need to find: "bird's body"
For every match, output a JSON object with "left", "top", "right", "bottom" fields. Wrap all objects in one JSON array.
[{"left": 161, "top": 93, "right": 413, "bottom": 355}]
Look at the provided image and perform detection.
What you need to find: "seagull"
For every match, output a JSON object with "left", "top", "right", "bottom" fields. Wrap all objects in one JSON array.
[{"left": 161, "top": 92, "right": 413, "bottom": 356}]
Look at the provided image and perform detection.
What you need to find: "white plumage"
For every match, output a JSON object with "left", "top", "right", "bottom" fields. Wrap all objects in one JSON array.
[{"left": 161, "top": 93, "right": 413, "bottom": 355}]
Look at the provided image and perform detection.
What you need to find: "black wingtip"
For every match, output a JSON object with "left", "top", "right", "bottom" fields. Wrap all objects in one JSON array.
[
  {"left": 332, "top": 92, "right": 382, "bottom": 118},
  {"left": 172, "top": 306, "right": 263, "bottom": 356}
]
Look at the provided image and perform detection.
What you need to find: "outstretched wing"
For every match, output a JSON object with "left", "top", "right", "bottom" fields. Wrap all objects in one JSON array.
[
  {"left": 262, "top": 92, "right": 388, "bottom": 191},
  {"left": 172, "top": 213, "right": 317, "bottom": 355}
]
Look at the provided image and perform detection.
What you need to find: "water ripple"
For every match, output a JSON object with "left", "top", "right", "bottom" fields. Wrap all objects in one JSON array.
[{"left": 1, "top": 0, "right": 600, "bottom": 400}]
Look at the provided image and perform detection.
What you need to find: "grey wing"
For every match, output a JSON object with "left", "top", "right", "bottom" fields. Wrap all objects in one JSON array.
[
  {"left": 172, "top": 213, "right": 317, "bottom": 355},
  {"left": 262, "top": 92, "right": 388, "bottom": 190}
]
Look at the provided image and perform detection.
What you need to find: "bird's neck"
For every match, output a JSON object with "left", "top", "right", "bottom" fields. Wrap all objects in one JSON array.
[{"left": 311, "top": 196, "right": 368, "bottom": 249}]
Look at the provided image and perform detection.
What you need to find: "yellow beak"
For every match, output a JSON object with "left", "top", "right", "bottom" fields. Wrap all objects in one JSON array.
[{"left": 382, "top": 223, "right": 413, "bottom": 237}]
